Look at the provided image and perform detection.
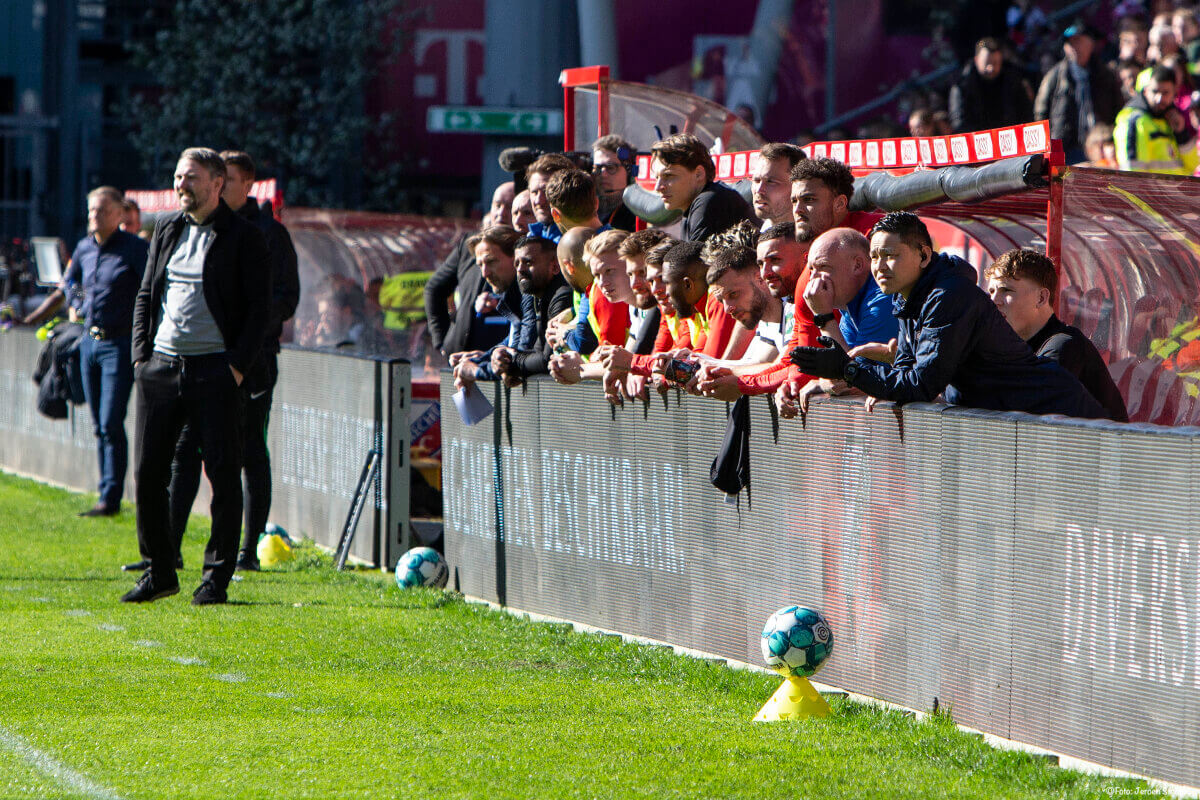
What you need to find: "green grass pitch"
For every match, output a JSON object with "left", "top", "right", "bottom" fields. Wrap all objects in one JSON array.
[{"left": 0, "top": 471, "right": 1172, "bottom": 799}]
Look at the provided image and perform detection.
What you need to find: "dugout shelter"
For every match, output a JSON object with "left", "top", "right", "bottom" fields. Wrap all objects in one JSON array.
[{"left": 440, "top": 67, "right": 1200, "bottom": 792}]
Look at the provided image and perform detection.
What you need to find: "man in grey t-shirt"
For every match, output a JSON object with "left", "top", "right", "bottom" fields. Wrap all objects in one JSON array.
[{"left": 122, "top": 147, "right": 269, "bottom": 606}]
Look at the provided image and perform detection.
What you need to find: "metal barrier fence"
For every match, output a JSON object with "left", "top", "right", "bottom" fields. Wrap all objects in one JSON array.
[
  {"left": 441, "top": 373, "right": 1200, "bottom": 789},
  {"left": 0, "top": 330, "right": 411, "bottom": 568}
]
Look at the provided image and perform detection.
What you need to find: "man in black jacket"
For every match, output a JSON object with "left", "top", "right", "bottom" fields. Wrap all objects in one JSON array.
[
  {"left": 650, "top": 133, "right": 754, "bottom": 243},
  {"left": 949, "top": 38, "right": 1033, "bottom": 133},
  {"left": 423, "top": 185, "right": 515, "bottom": 360},
  {"left": 1035, "top": 21, "right": 1125, "bottom": 163},
  {"left": 790, "top": 213, "right": 1106, "bottom": 418},
  {"left": 220, "top": 150, "right": 298, "bottom": 568},
  {"left": 123, "top": 147, "right": 270, "bottom": 605},
  {"left": 493, "top": 235, "right": 574, "bottom": 383},
  {"left": 985, "top": 249, "right": 1128, "bottom": 421},
  {"left": 127, "top": 150, "right": 301, "bottom": 575}
]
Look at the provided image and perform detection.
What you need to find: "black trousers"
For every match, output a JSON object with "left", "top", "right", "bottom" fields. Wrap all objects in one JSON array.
[
  {"left": 133, "top": 352, "right": 244, "bottom": 588},
  {"left": 167, "top": 353, "right": 276, "bottom": 557}
]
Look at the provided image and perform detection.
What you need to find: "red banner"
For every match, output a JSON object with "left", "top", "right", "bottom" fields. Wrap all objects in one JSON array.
[
  {"left": 636, "top": 121, "right": 1052, "bottom": 187},
  {"left": 806, "top": 121, "right": 1051, "bottom": 171},
  {"left": 126, "top": 178, "right": 284, "bottom": 217}
]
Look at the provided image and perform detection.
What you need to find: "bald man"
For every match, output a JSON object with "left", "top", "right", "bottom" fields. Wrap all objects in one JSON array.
[
  {"left": 803, "top": 228, "right": 898, "bottom": 350},
  {"left": 487, "top": 181, "right": 515, "bottom": 227},
  {"left": 511, "top": 189, "right": 535, "bottom": 234},
  {"left": 793, "top": 227, "right": 899, "bottom": 409},
  {"left": 546, "top": 226, "right": 597, "bottom": 354}
]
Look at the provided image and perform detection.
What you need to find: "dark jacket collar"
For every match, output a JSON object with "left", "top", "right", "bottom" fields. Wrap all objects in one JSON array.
[
  {"left": 688, "top": 181, "right": 720, "bottom": 213},
  {"left": 1028, "top": 313, "right": 1067, "bottom": 351},
  {"left": 892, "top": 252, "right": 977, "bottom": 319},
  {"left": 235, "top": 199, "right": 262, "bottom": 222},
  {"left": 533, "top": 273, "right": 568, "bottom": 307},
  {"left": 170, "top": 198, "right": 236, "bottom": 234}
]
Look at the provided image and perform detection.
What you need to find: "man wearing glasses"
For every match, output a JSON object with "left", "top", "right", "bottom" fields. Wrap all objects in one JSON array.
[{"left": 591, "top": 134, "right": 638, "bottom": 232}]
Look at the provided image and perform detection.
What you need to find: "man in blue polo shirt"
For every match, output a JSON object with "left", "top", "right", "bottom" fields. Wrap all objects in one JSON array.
[
  {"left": 795, "top": 227, "right": 898, "bottom": 409},
  {"left": 25, "top": 186, "right": 149, "bottom": 516}
]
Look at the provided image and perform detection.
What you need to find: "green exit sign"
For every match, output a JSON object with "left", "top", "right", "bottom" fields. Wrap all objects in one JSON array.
[{"left": 426, "top": 106, "right": 564, "bottom": 136}]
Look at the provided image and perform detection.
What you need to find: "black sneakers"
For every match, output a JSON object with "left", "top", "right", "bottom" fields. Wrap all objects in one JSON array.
[
  {"left": 78, "top": 503, "right": 118, "bottom": 517},
  {"left": 234, "top": 550, "right": 260, "bottom": 572},
  {"left": 120, "top": 572, "right": 180, "bottom": 603},
  {"left": 191, "top": 580, "right": 227, "bottom": 606}
]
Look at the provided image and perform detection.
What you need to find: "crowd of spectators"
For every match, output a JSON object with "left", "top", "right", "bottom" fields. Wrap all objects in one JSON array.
[
  {"left": 246, "top": 2, "right": 1200, "bottom": 374},
  {"left": 426, "top": 130, "right": 1130, "bottom": 427},
  {"left": 831, "top": 2, "right": 1200, "bottom": 176}
]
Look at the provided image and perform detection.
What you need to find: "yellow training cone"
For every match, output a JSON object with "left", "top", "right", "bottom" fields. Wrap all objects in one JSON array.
[
  {"left": 753, "top": 675, "right": 831, "bottom": 721},
  {"left": 257, "top": 533, "right": 293, "bottom": 567}
]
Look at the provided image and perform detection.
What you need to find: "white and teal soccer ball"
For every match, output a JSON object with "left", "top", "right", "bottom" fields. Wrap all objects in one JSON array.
[
  {"left": 264, "top": 522, "right": 292, "bottom": 545},
  {"left": 761, "top": 606, "right": 833, "bottom": 678},
  {"left": 394, "top": 547, "right": 448, "bottom": 589}
]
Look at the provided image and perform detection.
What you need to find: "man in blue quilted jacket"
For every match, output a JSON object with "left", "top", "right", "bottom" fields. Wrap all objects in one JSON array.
[{"left": 789, "top": 212, "right": 1106, "bottom": 418}]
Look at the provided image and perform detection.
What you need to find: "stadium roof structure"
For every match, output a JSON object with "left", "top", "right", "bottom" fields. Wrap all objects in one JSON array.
[{"left": 563, "top": 65, "right": 1200, "bottom": 426}]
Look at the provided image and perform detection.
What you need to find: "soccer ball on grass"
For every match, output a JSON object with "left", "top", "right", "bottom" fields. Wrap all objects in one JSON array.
[
  {"left": 394, "top": 547, "right": 448, "bottom": 589},
  {"left": 761, "top": 605, "right": 833, "bottom": 677}
]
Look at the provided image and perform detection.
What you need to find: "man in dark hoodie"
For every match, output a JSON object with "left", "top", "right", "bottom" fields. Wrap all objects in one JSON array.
[{"left": 789, "top": 213, "right": 1106, "bottom": 418}]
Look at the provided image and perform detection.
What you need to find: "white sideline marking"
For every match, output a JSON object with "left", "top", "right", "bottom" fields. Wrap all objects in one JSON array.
[
  {"left": 96, "top": 624, "right": 124, "bottom": 633},
  {"left": 168, "top": 656, "right": 206, "bottom": 666},
  {"left": 0, "top": 723, "right": 125, "bottom": 800},
  {"left": 263, "top": 692, "right": 292, "bottom": 699},
  {"left": 462, "top": 595, "right": 1200, "bottom": 799},
  {"left": 132, "top": 640, "right": 161, "bottom": 648},
  {"left": 32, "top": 597, "right": 51, "bottom": 603},
  {"left": 65, "top": 610, "right": 91, "bottom": 617},
  {"left": 214, "top": 673, "right": 246, "bottom": 683}
]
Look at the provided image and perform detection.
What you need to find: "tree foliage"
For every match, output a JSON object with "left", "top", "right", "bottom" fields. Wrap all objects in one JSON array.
[{"left": 125, "top": 0, "right": 409, "bottom": 208}]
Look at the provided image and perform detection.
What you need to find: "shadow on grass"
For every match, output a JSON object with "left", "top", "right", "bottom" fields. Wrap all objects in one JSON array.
[{"left": 0, "top": 574, "right": 133, "bottom": 583}]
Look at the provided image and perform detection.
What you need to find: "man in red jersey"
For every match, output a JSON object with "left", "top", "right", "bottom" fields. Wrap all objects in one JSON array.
[{"left": 698, "top": 158, "right": 881, "bottom": 409}]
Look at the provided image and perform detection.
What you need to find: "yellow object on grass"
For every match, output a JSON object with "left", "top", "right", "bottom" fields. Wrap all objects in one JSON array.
[
  {"left": 257, "top": 533, "right": 294, "bottom": 567},
  {"left": 752, "top": 675, "right": 832, "bottom": 721}
]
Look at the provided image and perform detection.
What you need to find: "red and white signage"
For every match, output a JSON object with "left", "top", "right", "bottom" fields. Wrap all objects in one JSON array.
[
  {"left": 635, "top": 121, "right": 1052, "bottom": 188},
  {"left": 803, "top": 121, "right": 1050, "bottom": 172}
]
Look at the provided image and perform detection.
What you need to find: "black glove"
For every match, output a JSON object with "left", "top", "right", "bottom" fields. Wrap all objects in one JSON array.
[{"left": 789, "top": 335, "right": 850, "bottom": 379}]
